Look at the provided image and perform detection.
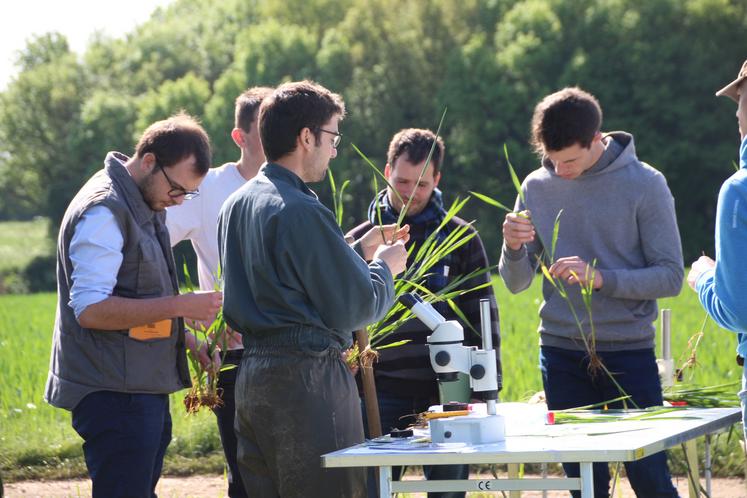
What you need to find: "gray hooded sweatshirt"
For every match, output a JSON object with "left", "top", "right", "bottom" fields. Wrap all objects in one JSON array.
[{"left": 499, "top": 132, "right": 684, "bottom": 351}]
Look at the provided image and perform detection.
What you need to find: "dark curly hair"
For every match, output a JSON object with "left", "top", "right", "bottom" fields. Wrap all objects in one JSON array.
[{"left": 531, "top": 87, "right": 602, "bottom": 154}]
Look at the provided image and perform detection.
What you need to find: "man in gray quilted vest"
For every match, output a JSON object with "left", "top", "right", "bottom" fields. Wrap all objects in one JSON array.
[{"left": 45, "top": 113, "right": 223, "bottom": 498}]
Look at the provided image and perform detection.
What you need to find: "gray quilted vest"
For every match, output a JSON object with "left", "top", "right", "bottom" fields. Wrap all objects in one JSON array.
[{"left": 45, "top": 152, "right": 191, "bottom": 410}]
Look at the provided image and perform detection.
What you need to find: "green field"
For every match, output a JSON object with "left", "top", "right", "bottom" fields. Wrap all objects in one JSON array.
[
  {"left": 0, "top": 218, "right": 52, "bottom": 273},
  {"left": 1, "top": 278, "right": 745, "bottom": 482},
  {"left": 0, "top": 292, "right": 225, "bottom": 481}
]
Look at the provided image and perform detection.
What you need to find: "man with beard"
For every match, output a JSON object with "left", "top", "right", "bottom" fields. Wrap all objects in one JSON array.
[
  {"left": 348, "top": 128, "right": 501, "bottom": 498},
  {"left": 218, "top": 81, "right": 409, "bottom": 498},
  {"left": 45, "top": 113, "right": 223, "bottom": 498}
]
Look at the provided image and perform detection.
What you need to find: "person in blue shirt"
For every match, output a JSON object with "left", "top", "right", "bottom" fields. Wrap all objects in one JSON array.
[{"left": 688, "top": 58, "right": 747, "bottom": 437}]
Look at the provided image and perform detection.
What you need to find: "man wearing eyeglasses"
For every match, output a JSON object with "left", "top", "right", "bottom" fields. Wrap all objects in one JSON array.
[
  {"left": 348, "top": 128, "right": 501, "bottom": 498},
  {"left": 166, "top": 86, "right": 273, "bottom": 498},
  {"left": 218, "top": 80, "right": 409, "bottom": 498},
  {"left": 45, "top": 113, "right": 223, "bottom": 498}
]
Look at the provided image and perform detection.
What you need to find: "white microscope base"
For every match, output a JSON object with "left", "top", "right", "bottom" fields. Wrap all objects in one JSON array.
[{"left": 429, "top": 414, "right": 505, "bottom": 444}]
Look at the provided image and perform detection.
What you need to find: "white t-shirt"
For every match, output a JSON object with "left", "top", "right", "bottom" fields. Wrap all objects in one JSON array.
[{"left": 166, "top": 162, "right": 247, "bottom": 292}]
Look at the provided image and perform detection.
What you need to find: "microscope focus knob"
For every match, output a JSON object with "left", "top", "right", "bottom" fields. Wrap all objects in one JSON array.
[
  {"left": 470, "top": 364, "right": 486, "bottom": 379},
  {"left": 435, "top": 351, "right": 450, "bottom": 367}
]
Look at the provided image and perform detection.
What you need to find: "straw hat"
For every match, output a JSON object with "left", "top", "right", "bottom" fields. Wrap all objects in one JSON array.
[{"left": 716, "top": 59, "right": 747, "bottom": 103}]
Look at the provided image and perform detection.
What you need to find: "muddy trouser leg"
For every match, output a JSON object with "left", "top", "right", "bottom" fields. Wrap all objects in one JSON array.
[{"left": 235, "top": 345, "right": 367, "bottom": 498}]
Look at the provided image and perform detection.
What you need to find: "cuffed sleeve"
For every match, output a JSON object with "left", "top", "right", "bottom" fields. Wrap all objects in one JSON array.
[
  {"left": 68, "top": 205, "right": 124, "bottom": 319},
  {"left": 498, "top": 194, "right": 541, "bottom": 294},
  {"left": 696, "top": 173, "right": 747, "bottom": 334}
]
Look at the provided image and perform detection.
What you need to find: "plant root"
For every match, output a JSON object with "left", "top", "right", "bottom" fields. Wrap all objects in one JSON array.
[
  {"left": 200, "top": 389, "right": 224, "bottom": 410},
  {"left": 183, "top": 386, "right": 224, "bottom": 414},
  {"left": 359, "top": 345, "right": 379, "bottom": 369},
  {"left": 183, "top": 391, "right": 200, "bottom": 414},
  {"left": 586, "top": 351, "right": 604, "bottom": 378}
]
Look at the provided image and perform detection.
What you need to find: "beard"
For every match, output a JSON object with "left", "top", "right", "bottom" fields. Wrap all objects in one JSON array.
[
  {"left": 137, "top": 173, "right": 166, "bottom": 211},
  {"left": 315, "top": 168, "right": 328, "bottom": 182},
  {"left": 303, "top": 155, "right": 329, "bottom": 183}
]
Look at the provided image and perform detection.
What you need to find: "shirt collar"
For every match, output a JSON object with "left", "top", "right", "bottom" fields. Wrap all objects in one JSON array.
[{"left": 262, "top": 162, "right": 317, "bottom": 199}]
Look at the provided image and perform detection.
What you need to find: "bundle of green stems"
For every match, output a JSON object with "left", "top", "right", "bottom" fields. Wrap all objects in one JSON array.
[{"left": 663, "top": 382, "right": 740, "bottom": 408}]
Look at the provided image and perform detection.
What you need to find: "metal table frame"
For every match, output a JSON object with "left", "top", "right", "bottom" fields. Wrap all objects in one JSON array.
[{"left": 322, "top": 407, "right": 740, "bottom": 497}]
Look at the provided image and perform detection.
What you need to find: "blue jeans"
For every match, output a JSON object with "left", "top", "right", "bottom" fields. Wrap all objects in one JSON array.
[
  {"left": 540, "top": 346, "right": 679, "bottom": 498},
  {"left": 362, "top": 393, "right": 468, "bottom": 498},
  {"left": 213, "top": 350, "right": 246, "bottom": 498},
  {"left": 71, "top": 391, "right": 171, "bottom": 498}
]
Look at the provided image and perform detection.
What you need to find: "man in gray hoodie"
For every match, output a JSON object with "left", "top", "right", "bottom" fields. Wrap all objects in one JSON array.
[{"left": 500, "top": 87, "right": 683, "bottom": 498}]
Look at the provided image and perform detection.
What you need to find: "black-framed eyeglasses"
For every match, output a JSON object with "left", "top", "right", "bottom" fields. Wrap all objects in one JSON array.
[
  {"left": 157, "top": 163, "right": 199, "bottom": 200},
  {"left": 318, "top": 128, "right": 342, "bottom": 148}
]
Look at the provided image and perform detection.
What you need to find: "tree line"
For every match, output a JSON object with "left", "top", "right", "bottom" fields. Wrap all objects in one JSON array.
[{"left": 1, "top": 0, "right": 745, "bottom": 266}]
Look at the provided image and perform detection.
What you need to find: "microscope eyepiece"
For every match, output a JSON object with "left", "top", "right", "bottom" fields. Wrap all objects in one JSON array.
[{"left": 434, "top": 351, "right": 451, "bottom": 367}]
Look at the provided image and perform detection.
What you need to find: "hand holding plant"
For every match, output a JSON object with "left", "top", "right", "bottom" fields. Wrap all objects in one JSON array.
[
  {"left": 550, "top": 256, "right": 604, "bottom": 289},
  {"left": 359, "top": 223, "right": 410, "bottom": 260},
  {"left": 177, "top": 290, "right": 223, "bottom": 322},
  {"left": 687, "top": 255, "right": 714, "bottom": 290},
  {"left": 342, "top": 347, "right": 360, "bottom": 376},
  {"left": 183, "top": 312, "right": 229, "bottom": 414},
  {"left": 372, "top": 239, "right": 408, "bottom": 276},
  {"left": 184, "top": 330, "right": 221, "bottom": 375},
  {"left": 502, "top": 210, "right": 535, "bottom": 251},
  {"left": 180, "top": 265, "right": 233, "bottom": 414}
]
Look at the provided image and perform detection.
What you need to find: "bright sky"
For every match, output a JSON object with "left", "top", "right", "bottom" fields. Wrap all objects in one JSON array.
[{"left": 0, "top": 0, "right": 175, "bottom": 90}]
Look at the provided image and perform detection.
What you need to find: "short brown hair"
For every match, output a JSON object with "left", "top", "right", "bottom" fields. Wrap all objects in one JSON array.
[
  {"left": 530, "top": 87, "right": 602, "bottom": 154},
  {"left": 135, "top": 113, "right": 211, "bottom": 175},
  {"left": 387, "top": 128, "right": 445, "bottom": 175},
  {"left": 235, "top": 86, "right": 274, "bottom": 132},
  {"left": 259, "top": 80, "right": 345, "bottom": 162}
]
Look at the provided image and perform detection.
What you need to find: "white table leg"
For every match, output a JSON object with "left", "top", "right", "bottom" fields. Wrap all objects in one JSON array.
[
  {"left": 705, "top": 434, "right": 712, "bottom": 497},
  {"left": 379, "top": 466, "right": 392, "bottom": 497},
  {"left": 579, "top": 462, "right": 594, "bottom": 498}
]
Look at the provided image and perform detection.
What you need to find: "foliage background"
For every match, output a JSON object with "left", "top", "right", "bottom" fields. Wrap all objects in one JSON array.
[{"left": 1, "top": 0, "right": 746, "bottom": 287}]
